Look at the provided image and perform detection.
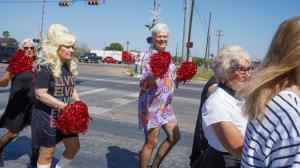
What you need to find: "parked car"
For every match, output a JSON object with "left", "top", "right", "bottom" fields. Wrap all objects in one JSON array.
[
  {"left": 79, "top": 53, "right": 102, "bottom": 63},
  {"left": 102, "top": 56, "right": 116, "bottom": 64},
  {"left": 0, "top": 38, "right": 19, "bottom": 63}
]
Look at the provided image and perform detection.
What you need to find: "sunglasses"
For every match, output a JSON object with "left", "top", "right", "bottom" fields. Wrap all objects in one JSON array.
[
  {"left": 234, "top": 65, "right": 253, "bottom": 74},
  {"left": 24, "top": 47, "right": 35, "bottom": 51},
  {"left": 61, "top": 45, "right": 75, "bottom": 49}
]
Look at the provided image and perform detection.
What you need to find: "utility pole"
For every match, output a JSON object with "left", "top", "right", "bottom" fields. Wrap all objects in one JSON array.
[
  {"left": 186, "top": 0, "right": 195, "bottom": 61},
  {"left": 181, "top": 0, "right": 189, "bottom": 63},
  {"left": 175, "top": 42, "right": 178, "bottom": 64},
  {"left": 204, "top": 12, "right": 211, "bottom": 71},
  {"left": 145, "top": 0, "right": 160, "bottom": 30},
  {"left": 40, "top": 0, "right": 46, "bottom": 40},
  {"left": 216, "top": 29, "right": 224, "bottom": 52}
]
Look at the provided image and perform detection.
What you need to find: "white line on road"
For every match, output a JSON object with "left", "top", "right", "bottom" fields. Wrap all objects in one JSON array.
[
  {"left": 88, "top": 98, "right": 137, "bottom": 115},
  {"left": 79, "top": 88, "right": 107, "bottom": 96}
]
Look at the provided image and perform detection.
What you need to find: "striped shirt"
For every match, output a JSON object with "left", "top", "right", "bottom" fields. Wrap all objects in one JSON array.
[{"left": 241, "top": 91, "right": 300, "bottom": 168}]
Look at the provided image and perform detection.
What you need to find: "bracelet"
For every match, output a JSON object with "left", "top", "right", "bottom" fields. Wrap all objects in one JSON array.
[{"left": 55, "top": 102, "right": 60, "bottom": 109}]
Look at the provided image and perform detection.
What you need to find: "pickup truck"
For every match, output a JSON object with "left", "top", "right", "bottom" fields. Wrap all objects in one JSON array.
[{"left": 79, "top": 53, "right": 102, "bottom": 63}]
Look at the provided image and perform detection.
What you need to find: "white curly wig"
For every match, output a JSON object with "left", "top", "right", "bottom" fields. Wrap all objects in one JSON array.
[{"left": 37, "top": 23, "right": 78, "bottom": 78}]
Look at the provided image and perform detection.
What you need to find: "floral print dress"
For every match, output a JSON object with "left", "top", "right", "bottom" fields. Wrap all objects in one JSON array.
[{"left": 138, "top": 48, "right": 177, "bottom": 132}]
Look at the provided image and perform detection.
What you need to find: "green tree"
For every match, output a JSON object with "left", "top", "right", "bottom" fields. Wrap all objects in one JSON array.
[
  {"left": 105, "top": 42, "right": 123, "bottom": 51},
  {"left": 74, "top": 43, "right": 90, "bottom": 58},
  {"left": 2, "top": 31, "right": 10, "bottom": 38},
  {"left": 192, "top": 57, "right": 205, "bottom": 66}
]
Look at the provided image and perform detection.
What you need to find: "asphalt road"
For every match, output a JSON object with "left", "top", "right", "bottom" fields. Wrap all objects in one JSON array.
[{"left": 0, "top": 63, "right": 205, "bottom": 168}]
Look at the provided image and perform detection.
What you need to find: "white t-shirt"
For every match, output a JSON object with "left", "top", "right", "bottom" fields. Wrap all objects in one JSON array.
[{"left": 202, "top": 87, "right": 248, "bottom": 152}]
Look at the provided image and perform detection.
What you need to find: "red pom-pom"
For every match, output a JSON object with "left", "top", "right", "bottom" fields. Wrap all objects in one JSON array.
[
  {"left": 8, "top": 49, "right": 35, "bottom": 75},
  {"left": 177, "top": 61, "right": 197, "bottom": 83},
  {"left": 57, "top": 101, "right": 90, "bottom": 134},
  {"left": 150, "top": 51, "right": 171, "bottom": 78}
]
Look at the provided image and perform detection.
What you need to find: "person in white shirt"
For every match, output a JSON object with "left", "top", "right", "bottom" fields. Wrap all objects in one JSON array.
[
  {"left": 135, "top": 54, "right": 142, "bottom": 77},
  {"left": 241, "top": 16, "right": 300, "bottom": 168},
  {"left": 201, "top": 45, "right": 252, "bottom": 168}
]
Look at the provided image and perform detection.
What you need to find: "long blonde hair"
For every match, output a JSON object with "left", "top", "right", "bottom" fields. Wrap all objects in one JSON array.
[
  {"left": 244, "top": 16, "right": 300, "bottom": 121},
  {"left": 37, "top": 23, "right": 78, "bottom": 78}
]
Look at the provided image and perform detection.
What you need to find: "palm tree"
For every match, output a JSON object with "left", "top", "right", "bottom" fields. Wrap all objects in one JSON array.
[{"left": 2, "top": 31, "right": 10, "bottom": 38}]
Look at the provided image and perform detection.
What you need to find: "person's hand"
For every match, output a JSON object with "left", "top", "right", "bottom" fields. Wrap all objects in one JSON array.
[
  {"left": 149, "top": 75, "right": 157, "bottom": 84},
  {"left": 57, "top": 102, "right": 68, "bottom": 111},
  {"left": 146, "top": 75, "right": 157, "bottom": 88}
]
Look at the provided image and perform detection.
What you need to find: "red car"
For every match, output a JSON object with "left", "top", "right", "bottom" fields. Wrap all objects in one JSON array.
[{"left": 102, "top": 56, "right": 116, "bottom": 64}]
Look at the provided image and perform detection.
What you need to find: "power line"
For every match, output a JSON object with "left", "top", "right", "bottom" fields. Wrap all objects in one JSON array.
[
  {"left": 195, "top": 0, "right": 208, "bottom": 26},
  {"left": 0, "top": 0, "right": 86, "bottom": 3},
  {"left": 194, "top": 3, "right": 207, "bottom": 32}
]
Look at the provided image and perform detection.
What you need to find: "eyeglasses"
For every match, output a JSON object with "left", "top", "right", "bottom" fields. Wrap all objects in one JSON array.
[
  {"left": 24, "top": 47, "right": 34, "bottom": 51},
  {"left": 61, "top": 45, "right": 75, "bottom": 49},
  {"left": 234, "top": 65, "right": 253, "bottom": 74}
]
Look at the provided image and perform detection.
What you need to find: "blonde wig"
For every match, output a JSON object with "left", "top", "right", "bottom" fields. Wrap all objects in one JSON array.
[
  {"left": 244, "top": 16, "right": 300, "bottom": 121},
  {"left": 213, "top": 45, "right": 251, "bottom": 83},
  {"left": 37, "top": 23, "right": 77, "bottom": 78}
]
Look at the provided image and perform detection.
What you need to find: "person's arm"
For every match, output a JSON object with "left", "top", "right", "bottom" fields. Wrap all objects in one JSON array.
[
  {"left": 212, "top": 122, "right": 244, "bottom": 158},
  {"left": 35, "top": 88, "right": 67, "bottom": 111},
  {"left": 0, "top": 71, "right": 10, "bottom": 87},
  {"left": 72, "top": 88, "right": 80, "bottom": 102}
]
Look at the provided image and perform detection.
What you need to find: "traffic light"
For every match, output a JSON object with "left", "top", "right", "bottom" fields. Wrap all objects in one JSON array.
[
  {"left": 186, "top": 42, "right": 193, "bottom": 48},
  {"left": 59, "top": 1, "right": 71, "bottom": 7},
  {"left": 88, "top": 0, "right": 99, "bottom": 5}
]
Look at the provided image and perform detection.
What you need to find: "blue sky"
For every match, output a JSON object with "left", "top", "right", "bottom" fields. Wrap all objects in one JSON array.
[{"left": 0, "top": 0, "right": 299, "bottom": 59}]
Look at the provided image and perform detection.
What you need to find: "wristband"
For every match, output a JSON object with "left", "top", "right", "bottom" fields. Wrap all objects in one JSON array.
[{"left": 55, "top": 102, "right": 60, "bottom": 109}]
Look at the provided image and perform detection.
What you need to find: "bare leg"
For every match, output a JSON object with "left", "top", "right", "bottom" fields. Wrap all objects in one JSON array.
[
  {"left": 0, "top": 131, "right": 19, "bottom": 151},
  {"left": 37, "top": 146, "right": 55, "bottom": 166},
  {"left": 151, "top": 122, "right": 181, "bottom": 168},
  {"left": 62, "top": 137, "right": 80, "bottom": 159},
  {"left": 139, "top": 128, "right": 160, "bottom": 168},
  {"left": 54, "top": 137, "right": 80, "bottom": 168}
]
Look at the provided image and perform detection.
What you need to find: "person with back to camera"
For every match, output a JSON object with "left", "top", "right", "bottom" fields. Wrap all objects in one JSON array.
[
  {"left": 190, "top": 76, "right": 217, "bottom": 167},
  {"left": 0, "top": 39, "right": 39, "bottom": 167},
  {"left": 32, "top": 23, "right": 81, "bottom": 168},
  {"left": 201, "top": 45, "right": 253, "bottom": 167},
  {"left": 138, "top": 23, "right": 181, "bottom": 168},
  {"left": 241, "top": 16, "right": 300, "bottom": 167}
]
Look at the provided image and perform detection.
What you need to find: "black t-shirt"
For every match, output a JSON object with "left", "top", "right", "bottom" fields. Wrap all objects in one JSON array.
[{"left": 34, "top": 64, "right": 75, "bottom": 114}]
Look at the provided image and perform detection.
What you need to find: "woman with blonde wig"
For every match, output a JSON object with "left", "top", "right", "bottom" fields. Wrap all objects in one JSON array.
[
  {"left": 241, "top": 16, "right": 300, "bottom": 167},
  {"left": 32, "top": 23, "right": 80, "bottom": 168}
]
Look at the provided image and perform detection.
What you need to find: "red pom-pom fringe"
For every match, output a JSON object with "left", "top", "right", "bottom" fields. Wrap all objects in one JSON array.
[
  {"left": 177, "top": 61, "right": 197, "bottom": 83},
  {"left": 57, "top": 101, "right": 90, "bottom": 134},
  {"left": 150, "top": 51, "right": 171, "bottom": 78},
  {"left": 8, "top": 49, "right": 35, "bottom": 75}
]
